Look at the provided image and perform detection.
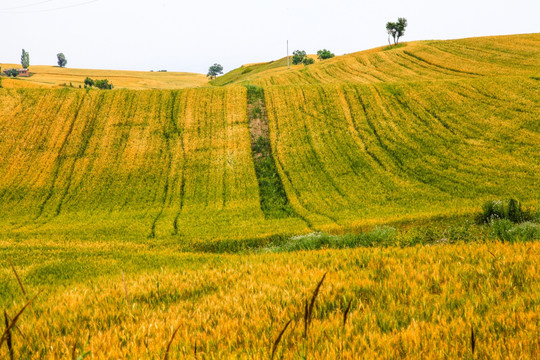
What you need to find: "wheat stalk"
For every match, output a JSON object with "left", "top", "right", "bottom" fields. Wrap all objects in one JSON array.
[
  {"left": 271, "top": 319, "right": 292, "bottom": 360},
  {"left": 163, "top": 323, "right": 182, "bottom": 360}
]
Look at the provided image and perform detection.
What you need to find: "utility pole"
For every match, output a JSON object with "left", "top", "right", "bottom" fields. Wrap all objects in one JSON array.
[{"left": 287, "top": 40, "right": 289, "bottom": 69}]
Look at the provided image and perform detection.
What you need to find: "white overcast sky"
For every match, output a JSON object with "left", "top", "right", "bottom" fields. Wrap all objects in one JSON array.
[{"left": 1, "top": 0, "right": 539, "bottom": 74}]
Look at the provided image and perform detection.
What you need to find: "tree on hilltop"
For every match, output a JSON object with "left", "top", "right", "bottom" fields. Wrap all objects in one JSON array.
[
  {"left": 21, "top": 49, "right": 30, "bottom": 69},
  {"left": 317, "top": 49, "right": 335, "bottom": 60},
  {"left": 386, "top": 18, "right": 408, "bottom": 46},
  {"left": 292, "top": 50, "right": 306, "bottom": 65},
  {"left": 207, "top": 63, "right": 223, "bottom": 79},
  {"left": 57, "top": 53, "right": 67, "bottom": 67}
]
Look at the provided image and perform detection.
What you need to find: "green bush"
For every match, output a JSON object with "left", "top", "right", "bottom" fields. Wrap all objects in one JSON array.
[
  {"left": 292, "top": 50, "right": 306, "bottom": 65},
  {"left": 477, "top": 199, "right": 534, "bottom": 224},
  {"left": 302, "top": 57, "right": 315, "bottom": 66},
  {"left": 95, "top": 79, "right": 113, "bottom": 90},
  {"left": 3, "top": 69, "right": 19, "bottom": 77},
  {"left": 84, "top": 77, "right": 94, "bottom": 87},
  {"left": 317, "top": 49, "right": 335, "bottom": 60}
]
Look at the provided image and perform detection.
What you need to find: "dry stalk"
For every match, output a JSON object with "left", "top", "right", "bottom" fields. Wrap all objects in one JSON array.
[
  {"left": 163, "top": 323, "right": 182, "bottom": 360},
  {"left": 343, "top": 299, "right": 352, "bottom": 327},
  {"left": 271, "top": 319, "right": 292, "bottom": 360},
  {"left": 471, "top": 326, "right": 476, "bottom": 356},
  {"left": 4, "top": 311, "right": 14, "bottom": 360},
  {"left": 304, "top": 272, "right": 327, "bottom": 338},
  {"left": 9, "top": 259, "right": 47, "bottom": 345},
  {"left": 0, "top": 293, "right": 39, "bottom": 348},
  {"left": 8, "top": 260, "right": 27, "bottom": 297}
]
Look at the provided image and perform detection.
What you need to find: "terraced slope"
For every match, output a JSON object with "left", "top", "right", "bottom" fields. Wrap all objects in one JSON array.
[{"left": 0, "top": 34, "right": 539, "bottom": 241}]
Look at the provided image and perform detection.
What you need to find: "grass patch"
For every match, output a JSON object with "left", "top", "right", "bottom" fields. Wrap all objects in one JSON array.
[
  {"left": 246, "top": 85, "right": 297, "bottom": 219},
  {"left": 383, "top": 43, "right": 407, "bottom": 51}
]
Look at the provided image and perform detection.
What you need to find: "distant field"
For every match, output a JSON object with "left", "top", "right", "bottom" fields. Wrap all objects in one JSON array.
[{"left": 0, "top": 64, "right": 208, "bottom": 89}]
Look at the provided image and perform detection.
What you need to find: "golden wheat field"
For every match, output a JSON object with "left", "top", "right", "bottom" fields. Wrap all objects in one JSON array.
[
  {"left": 1, "top": 33, "right": 539, "bottom": 358},
  {"left": 1, "top": 241, "right": 538, "bottom": 359},
  {"left": 0, "top": 64, "right": 208, "bottom": 90}
]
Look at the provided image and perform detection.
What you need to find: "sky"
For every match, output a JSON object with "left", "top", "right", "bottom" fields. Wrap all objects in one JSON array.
[{"left": 1, "top": 0, "right": 539, "bottom": 74}]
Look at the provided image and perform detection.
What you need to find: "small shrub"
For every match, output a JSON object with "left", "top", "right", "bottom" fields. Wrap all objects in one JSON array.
[
  {"left": 317, "top": 49, "right": 335, "bottom": 60},
  {"left": 94, "top": 79, "right": 113, "bottom": 90},
  {"left": 302, "top": 57, "right": 315, "bottom": 66},
  {"left": 84, "top": 77, "right": 95, "bottom": 87},
  {"left": 3, "top": 69, "right": 19, "bottom": 77},
  {"left": 478, "top": 199, "right": 533, "bottom": 224}
]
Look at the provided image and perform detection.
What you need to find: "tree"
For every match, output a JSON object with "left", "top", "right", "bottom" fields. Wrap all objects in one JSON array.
[
  {"left": 21, "top": 49, "right": 30, "bottom": 69},
  {"left": 57, "top": 53, "right": 67, "bottom": 68},
  {"left": 386, "top": 18, "right": 408, "bottom": 46},
  {"left": 94, "top": 79, "right": 113, "bottom": 89},
  {"left": 3, "top": 69, "right": 19, "bottom": 77},
  {"left": 317, "top": 49, "right": 335, "bottom": 60},
  {"left": 292, "top": 50, "right": 306, "bottom": 65},
  {"left": 207, "top": 63, "right": 223, "bottom": 79},
  {"left": 84, "top": 77, "right": 95, "bottom": 87},
  {"left": 302, "top": 57, "right": 315, "bottom": 65}
]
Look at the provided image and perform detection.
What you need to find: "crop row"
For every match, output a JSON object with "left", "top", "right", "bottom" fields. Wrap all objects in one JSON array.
[
  {"left": 264, "top": 77, "right": 540, "bottom": 232},
  {"left": 0, "top": 88, "right": 307, "bottom": 241}
]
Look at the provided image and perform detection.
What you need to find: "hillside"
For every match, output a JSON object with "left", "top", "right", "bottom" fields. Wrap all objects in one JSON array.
[
  {"left": 0, "top": 64, "right": 208, "bottom": 89},
  {"left": 0, "top": 34, "right": 539, "bottom": 241},
  {"left": 212, "top": 33, "right": 540, "bottom": 86}
]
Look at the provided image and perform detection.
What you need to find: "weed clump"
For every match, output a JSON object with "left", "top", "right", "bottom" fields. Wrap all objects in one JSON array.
[{"left": 477, "top": 199, "right": 535, "bottom": 224}]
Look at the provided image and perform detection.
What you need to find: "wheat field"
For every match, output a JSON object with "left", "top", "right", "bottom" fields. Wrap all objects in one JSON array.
[
  {"left": 0, "top": 64, "right": 208, "bottom": 89},
  {"left": 1, "top": 33, "right": 539, "bottom": 358}
]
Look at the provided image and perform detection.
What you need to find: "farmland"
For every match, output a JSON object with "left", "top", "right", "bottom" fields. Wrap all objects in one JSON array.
[
  {"left": 212, "top": 33, "right": 540, "bottom": 86},
  {"left": 1, "top": 33, "right": 539, "bottom": 358},
  {"left": 0, "top": 64, "right": 208, "bottom": 89}
]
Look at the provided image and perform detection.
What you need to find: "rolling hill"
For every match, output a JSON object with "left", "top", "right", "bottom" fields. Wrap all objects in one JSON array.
[{"left": 0, "top": 33, "right": 539, "bottom": 242}]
